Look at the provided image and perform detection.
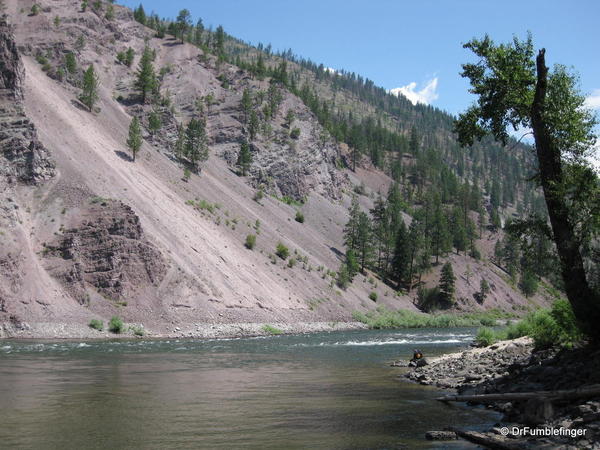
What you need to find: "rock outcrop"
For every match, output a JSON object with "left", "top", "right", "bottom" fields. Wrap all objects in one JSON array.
[
  {"left": 43, "top": 199, "right": 167, "bottom": 304},
  {"left": 0, "top": 17, "right": 54, "bottom": 184}
]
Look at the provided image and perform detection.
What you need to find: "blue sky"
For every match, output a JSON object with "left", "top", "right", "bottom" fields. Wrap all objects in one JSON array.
[{"left": 118, "top": 0, "right": 600, "bottom": 117}]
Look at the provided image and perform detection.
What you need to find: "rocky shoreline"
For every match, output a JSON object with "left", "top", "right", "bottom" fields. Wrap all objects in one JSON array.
[
  {"left": 402, "top": 337, "right": 600, "bottom": 449},
  {"left": 0, "top": 320, "right": 367, "bottom": 340}
]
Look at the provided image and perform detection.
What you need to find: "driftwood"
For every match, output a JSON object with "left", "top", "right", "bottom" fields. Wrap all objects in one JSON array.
[
  {"left": 436, "top": 384, "right": 600, "bottom": 403},
  {"left": 451, "top": 430, "right": 523, "bottom": 450}
]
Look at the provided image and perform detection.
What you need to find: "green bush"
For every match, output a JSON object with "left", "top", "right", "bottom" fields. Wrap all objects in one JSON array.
[
  {"left": 130, "top": 325, "right": 145, "bottom": 336},
  {"left": 475, "top": 327, "right": 496, "bottom": 347},
  {"left": 287, "top": 258, "right": 296, "bottom": 268},
  {"left": 108, "top": 316, "right": 124, "bottom": 333},
  {"left": 89, "top": 319, "right": 103, "bottom": 331},
  {"left": 245, "top": 234, "right": 256, "bottom": 250},
  {"left": 290, "top": 127, "right": 301, "bottom": 139},
  {"left": 262, "top": 324, "right": 282, "bottom": 335},
  {"left": 352, "top": 306, "right": 508, "bottom": 329},
  {"left": 369, "top": 292, "right": 378, "bottom": 302},
  {"left": 295, "top": 211, "right": 304, "bottom": 223},
  {"left": 30, "top": 4, "right": 40, "bottom": 15},
  {"left": 275, "top": 242, "right": 289, "bottom": 260}
]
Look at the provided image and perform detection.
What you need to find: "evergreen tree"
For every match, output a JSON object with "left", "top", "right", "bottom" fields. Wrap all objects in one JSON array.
[
  {"left": 343, "top": 195, "right": 361, "bottom": 252},
  {"left": 127, "top": 116, "right": 142, "bottom": 162},
  {"left": 248, "top": 110, "right": 259, "bottom": 140},
  {"left": 148, "top": 111, "right": 161, "bottom": 135},
  {"left": 124, "top": 47, "right": 135, "bottom": 67},
  {"left": 174, "top": 124, "right": 185, "bottom": 158},
  {"left": 345, "top": 249, "right": 360, "bottom": 280},
  {"left": 356, "top": 211, "right": 374, "bottom": 272},
  {"left": 135, "top": 46, "right": 157, "bottom": 103},
  {"left": 80, "top": 65, "right": 99, "bottom": 112},
  {"left": 65, "top": 53, "right": 77, "bottom": 74},
  {"left": 236, "top": 140, "right": 252, "bottom": 176},
  {"left": 215, "top": 25, "right": 225, "bottom": 58},
  {"left": 185, "top": 118, "right": 209, "bottom": 168},
  {"left": 519, "top": 271, "right": 538, "bottom": 297},
  {"left": 133, "top": 4, "right": 146, "bottom": 24},
  {"left": 439, "top": 262, "right": 456, "bottom": 305},
  {"left": 240, "top": 88, "right": 252, "bottom": 123},
  {"left": 175, "top": 9, "right": 191, "bottom": 43},
  {"left": 391, "top": 221, "right": 410, "bottom": 287}
]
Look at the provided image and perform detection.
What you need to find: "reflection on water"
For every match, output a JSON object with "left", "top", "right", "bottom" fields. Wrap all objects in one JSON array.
[{"left": 0, "top": 329, "right": 499, "bottom": 449}]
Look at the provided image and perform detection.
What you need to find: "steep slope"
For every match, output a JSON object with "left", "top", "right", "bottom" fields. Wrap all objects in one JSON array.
[{"left": 0, "top": 0, "right": 551, "bottom": 338}]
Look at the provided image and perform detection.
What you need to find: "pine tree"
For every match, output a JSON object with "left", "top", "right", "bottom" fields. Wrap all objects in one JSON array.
[
  {"left": 236, "top": 140, "right": 252, "bottom": 176},
  {"left": 80, "top": 65, "right": 99, "bottom": 112},
  {"left": 148, "top": 111, "right": 161, "bottom": 135},
  {"left": 176, "top": 9, "right": 191, "bottom": 43},
  {"left": 174, "top": 124, "right": 185, "bottom": 158},
  {"left": 439, "top": 262, "right": 456, "bottom": 305},
  {"left": 185, "top": 118, "right": 208, "bottom": 168},
  {"left": 65, "top": 53, "right": 77, "bottom": 74},
  {"left": 135, "top": 46, "right": 157, "bottom": 103},
  {"left": 248, "top": 110, "right": 259, "bottom": 140},
  {"left": 127, "top": 116, "right": 142, "bottom": 162},
  {"left": 356, "top": 211, "right": 374, "bottom": 272},
  {"left": 343, "top": 195, "right": 361, "bottom": 252},
  {"left": 241, "top": 88, "right": 252, "bottom": 123},
  {"left": 215, "top": 25, "right": 225, "bottom": 58},
  {"left": 133, "top": 4, "right": 146, "bottom": 25},
  {"left": 391, "top": 221, "right": 410, "bottom": 287}
]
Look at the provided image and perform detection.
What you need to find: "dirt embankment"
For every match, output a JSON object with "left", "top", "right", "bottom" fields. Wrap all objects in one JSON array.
[{"left": 402, "top": 339, "right": 600, "bottom": 448}]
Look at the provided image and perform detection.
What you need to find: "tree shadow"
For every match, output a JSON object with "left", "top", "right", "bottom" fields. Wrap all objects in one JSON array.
[
  {"left": 114, "top": 150, "right": 133, "bottom": 162},
  {"left": 330, "top": 246, "right": 344, "bottom": 261}
]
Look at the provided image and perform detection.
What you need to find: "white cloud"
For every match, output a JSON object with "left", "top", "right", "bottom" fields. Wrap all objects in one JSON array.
[
  {"left": 389, "top": 78, "right": 439, "bottom": 105},
  {"left": 585, "top": 89, "right": 600, "bottom": 109}
]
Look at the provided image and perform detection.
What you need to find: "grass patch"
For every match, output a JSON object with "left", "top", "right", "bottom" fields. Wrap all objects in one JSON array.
[
  {"left": 262, "top": 324, "right": 283, "bottom": 335},
  {"left": 352, "top": 306, "right": 512, "bottom": 329},
  {"left": 88, "top": 319, "right": 103, "bottom": 331},
  {"left": 129, "top": 325, "right": 145, "bottom": 336}
]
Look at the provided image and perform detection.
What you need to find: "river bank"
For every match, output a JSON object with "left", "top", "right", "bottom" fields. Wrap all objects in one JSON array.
[
  {"left": 0, "top": 320, "right": 368, "bottom": 340},
  {"left": 403, "top": 337, "right": 600, "bottom": 448}
]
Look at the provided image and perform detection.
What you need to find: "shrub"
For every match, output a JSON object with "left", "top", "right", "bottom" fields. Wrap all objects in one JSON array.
[
  {"left": 275, "top": 242, "right": 289, "bottom": 260},
  {"left": 89, "top": 319, "right": 103, "bottom": 331},
  {"left": 130, "top": 325, "right": 145, "bottom": 336},
  {"left": 108, "top": 316, "right": 124, "bottom": 333},
  {"left": 369, "top": 292, "right": 378, "bottom": 302},
  {"left": 245, "top": 234, "right": 256, "bottom": 250},
  {"left": 290, "top": 127, "right": 301, "bottom": 139},
  {"left": 336, "top": 265, "right": 350, "bottom": 290},
  {"left": 262, "top": 324, "right": 282, "bottom": 335},
  {"left": 295, "top": 211, "right": 304, "bottom": 223},
  {"left": 253, "top": 189, "right": 264, "bottom": 203},
  {"left": 287, "top": 258, "right": 296, "bottom": 268},
  {"left": 475, "top": 327, "right": 496, "bottom": 347},
  {"left": 30, "top": 4, "right": 40, "bottom": 15}
]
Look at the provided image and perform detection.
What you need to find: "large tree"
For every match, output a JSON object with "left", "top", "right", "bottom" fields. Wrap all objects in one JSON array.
[
  {"left": 455, "top": 34, "right": 600, "bottom": 341},
  {"left": 176, "top": 9, "right": 191, "bottom": 43}
]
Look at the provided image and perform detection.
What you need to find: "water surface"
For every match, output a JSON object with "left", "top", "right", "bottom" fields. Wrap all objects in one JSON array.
[{"left": 0, "top": 328, "right": 499, "bottom": 449}]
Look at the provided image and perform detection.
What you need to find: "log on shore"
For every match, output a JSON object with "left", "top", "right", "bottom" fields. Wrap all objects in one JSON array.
[{"left": 436, "top": 384, "right": 600, "bottom": 403}]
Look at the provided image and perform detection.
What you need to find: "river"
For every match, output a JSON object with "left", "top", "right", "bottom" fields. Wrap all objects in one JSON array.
[{"left": 0, "top": 328, "right": 499, "bottom": 449}]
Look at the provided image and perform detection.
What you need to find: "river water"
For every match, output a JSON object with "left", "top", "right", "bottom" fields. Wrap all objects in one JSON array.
[{"left": 0, "top": 328, "right": 499, "bottom": 449}]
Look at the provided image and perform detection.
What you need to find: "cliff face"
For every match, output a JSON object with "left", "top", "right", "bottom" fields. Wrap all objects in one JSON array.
[{"left": 0, "top": 0, "right": 551, "bottom": 338}]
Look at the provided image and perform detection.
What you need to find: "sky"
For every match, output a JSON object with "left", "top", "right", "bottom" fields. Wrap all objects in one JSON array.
[{"left": 117, "top": 0, "right": 600, "bottom": 118}]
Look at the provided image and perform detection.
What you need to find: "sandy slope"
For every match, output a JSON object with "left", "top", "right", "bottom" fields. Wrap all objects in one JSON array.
[{"left": 0, "top": 0, "right": 549, "bottom": 337}]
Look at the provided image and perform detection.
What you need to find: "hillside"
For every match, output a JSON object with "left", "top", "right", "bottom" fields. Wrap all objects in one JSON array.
[{"left": 0, "top": 0, "right": 555, "bottom": 338}]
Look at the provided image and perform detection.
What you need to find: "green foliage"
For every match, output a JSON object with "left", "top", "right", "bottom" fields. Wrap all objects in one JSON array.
[
  {"left": 438, "top": 262, "right": 456, "bottom": 305},
  {"left": 127, "top": 116, "right": 142, "bottom": 162},
  {"left": 53, "top": 16, "right": 61, "bottom": 27},
  {"left": 519, "top": 271, "right": 538, "bottom": 297},
  {"left": 244, "top": 234, "right": 256, "bottom": 250},
  {"left": 476, "top": 300, "right": 583, "bottom": 349},
  {"left": 253, "top": 189, "right": 264, "bottom": 203},
  {"left": 130, "top": 325, "right": 145, "bottom": 336},
  {"left": 135, "top": 46, "right": 157, "bottom": 103},
  {"left": 108, "top": 316, "right": 124, "bottom": 333},
  {"left": 80, "top": 65, "right": 99, "bottom": 112},
  {"left": 105, "top": 4, "right": 114, "bottom": 20},
  {"left": 295, "top": 211, "right": 304, "bottom": 223},
  {"left": 290, "top": 127, "right": 301, "bottom": 139},
  {"left": 336, "top": 264, "right": 350, "bottom": 290},
  {"left": 89, "top": 319, "right": 103, "bottom": 331},
  {"left": 81, "top": 0, "right": 88, "bottom": 12},
  {"left": 148, "top": 111, "right": 161, "bottom": 135},
  {"left": 287, "top": 258, "right": 296, "bottom": 268},
  {"left": 275, "top": 242, "right": 289, "bottom": 260},
  {"left": 236, "top": 140, "right": 252, "bottom": 176},
  {"left": 65, "top": 53, "right": 77, "bottom": 74},
  {"left": 262, "top": 324, "right": 282, "bottom": 335},
  {"left": 369, "top": 292, "right": 378, "bottom": 302},
  {"left": 30, "top": 4, "right": 40, "bottom": 15},
  {"left": 352, "top": 307, "right": 508, "bottom": 329},
  {"left": 475, "top": 327, "right": 496, "bottom": 347},
  {"left": 185, "top": 118, "right": 209, "bottom": 167}
]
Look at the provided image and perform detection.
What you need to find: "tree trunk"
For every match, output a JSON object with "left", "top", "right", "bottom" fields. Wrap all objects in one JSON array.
[{"left": 531, "top": 49, "right": 600, "bottom": 342}]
